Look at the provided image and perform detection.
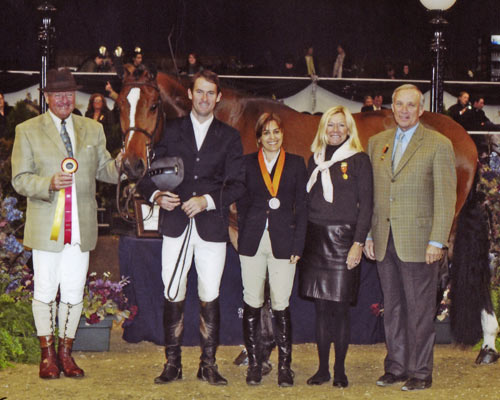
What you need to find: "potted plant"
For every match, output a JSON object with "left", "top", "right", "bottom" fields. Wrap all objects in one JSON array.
[{"left": 74, "top": 271, "right": 137, "bottom": 352}]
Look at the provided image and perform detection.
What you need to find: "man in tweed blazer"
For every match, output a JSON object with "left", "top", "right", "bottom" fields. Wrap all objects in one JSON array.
[
  {"left": 364, "top": 84, "right": 456, "bottom": 391},
  {"left": 11, "top": 68, "right": 120, "bottom": 379}
]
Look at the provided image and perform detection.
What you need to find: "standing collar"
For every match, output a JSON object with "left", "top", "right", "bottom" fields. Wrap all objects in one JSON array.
[{"left": 190, "top": 112, "right": 214, "bottom": 130}]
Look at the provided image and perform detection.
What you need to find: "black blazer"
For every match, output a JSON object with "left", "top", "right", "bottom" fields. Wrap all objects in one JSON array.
[
  {"left": 237, "top": 151, "right": 308, "bottom": 259},
  {"left": 138, "top": 116, "right": 245, "bottom": 242}
]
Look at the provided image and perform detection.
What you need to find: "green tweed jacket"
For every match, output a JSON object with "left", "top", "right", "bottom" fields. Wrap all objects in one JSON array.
[
  {"left": 11, "top": 112, "right": 119, "bottom": 252},
  {"left": 367, "top": 123, "right": 457, "bottom": 263}
]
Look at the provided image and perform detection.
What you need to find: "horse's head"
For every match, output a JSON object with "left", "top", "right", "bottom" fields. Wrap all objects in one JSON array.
[{"left": 116, "top": 64, "right": 164, "bottom": 180}]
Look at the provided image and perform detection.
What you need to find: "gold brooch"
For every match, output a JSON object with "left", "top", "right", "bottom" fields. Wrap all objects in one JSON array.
[
  {"left": 341, "top": 161, "right": 348, "bottom": 180},
  {"left": 381, "top": 144, "right": 389, "bottom": 160}
]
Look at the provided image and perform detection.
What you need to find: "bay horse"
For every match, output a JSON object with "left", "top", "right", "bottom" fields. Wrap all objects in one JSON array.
[
  {"left": 117, "top": 64, "right": 477, "bottom": 222},
  {"left": 117, "top": 65, "right": 494, "bottom": 352}
]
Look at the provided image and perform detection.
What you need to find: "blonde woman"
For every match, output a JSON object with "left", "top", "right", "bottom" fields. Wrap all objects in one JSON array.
[{"left": 299, "top": 106, "right": 373, "bottom": 388}]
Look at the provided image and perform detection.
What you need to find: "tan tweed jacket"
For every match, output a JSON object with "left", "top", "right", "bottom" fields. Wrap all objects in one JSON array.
[
  {"left": 11, "top": 112, "right": 119, "bottom": 252},
  {"left": 367, "top": 123, "right": 457, "bottom": 263}
]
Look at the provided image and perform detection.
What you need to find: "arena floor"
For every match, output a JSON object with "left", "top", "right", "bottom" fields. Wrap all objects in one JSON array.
[{"left": 1, "top": 325, "right": 498, "bottom": 400}]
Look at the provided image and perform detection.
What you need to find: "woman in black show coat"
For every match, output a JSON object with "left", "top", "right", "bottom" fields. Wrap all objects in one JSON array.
[
  {"left": 299, "top": 105, "right": 373, "bottom": 388},
  {"left": 237, "top": 112, "right": 307, "bottom": 387}
]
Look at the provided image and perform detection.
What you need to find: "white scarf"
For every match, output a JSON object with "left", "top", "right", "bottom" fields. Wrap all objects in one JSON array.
[{"left": 306, "top": 138, "right": 360, "bottom": 203}]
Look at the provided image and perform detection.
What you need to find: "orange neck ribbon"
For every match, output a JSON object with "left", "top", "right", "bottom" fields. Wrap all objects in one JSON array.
[{"left": 258, "top": 148, "right": 286, "bottom": 197}]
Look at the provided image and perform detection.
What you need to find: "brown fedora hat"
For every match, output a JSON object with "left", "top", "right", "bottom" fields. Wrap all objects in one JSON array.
[{"left": 42, "top": 68, "right": 82, "bottom": 92}]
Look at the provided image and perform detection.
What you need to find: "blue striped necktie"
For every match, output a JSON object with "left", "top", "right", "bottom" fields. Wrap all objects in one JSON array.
[{"left": 60, "top": 119, "right": 74, "bottom": 158}]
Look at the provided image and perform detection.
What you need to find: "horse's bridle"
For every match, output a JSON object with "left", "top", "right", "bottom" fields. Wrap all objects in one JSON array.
[
  {"left": 121, "top": 80, "right": 164, "bottom": 171},
  {"left": 117, "top": 80, "right": 164, "bottom": 222}
]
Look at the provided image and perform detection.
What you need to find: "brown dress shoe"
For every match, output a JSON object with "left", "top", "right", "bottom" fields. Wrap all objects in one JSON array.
[
  {"left": 39, "top": 336, "right": 60, "bottom": 379},
  {"left": 58, "top": 337, "right": 84, "bottom": 378}
]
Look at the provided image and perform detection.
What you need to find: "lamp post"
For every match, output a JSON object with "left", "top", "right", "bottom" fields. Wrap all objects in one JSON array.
[
  {"left": 37, "top": 2, "right": 57, "bottom": 113},
  {"left": 420, "top": 0, "right": 456, "bottom": 113}
]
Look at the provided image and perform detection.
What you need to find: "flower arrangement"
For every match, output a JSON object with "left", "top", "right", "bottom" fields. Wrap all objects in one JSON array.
[
  {"left": 477, "top": 152, "right": 500, "bottom": 288},
  {"left": 475, "top": 152, "right": 500, "bottom": 350},
  {"left": 370, "top": 302, "right": 384, "bottom": 317},
  {"left": 436, "top": 284, "right": 451, "bottom": 321},
  {"left": 82, "top": 271, "right": 137, "bottom": 325}
]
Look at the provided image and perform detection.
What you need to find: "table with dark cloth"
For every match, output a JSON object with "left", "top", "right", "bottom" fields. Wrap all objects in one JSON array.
[{"left": 119, "top": 235, "right": 384, "bottom": 346}]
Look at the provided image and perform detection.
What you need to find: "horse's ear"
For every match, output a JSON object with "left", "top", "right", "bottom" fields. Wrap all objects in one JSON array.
[{"left": 123, "top": 64, "right": 135, "bottom": 80}]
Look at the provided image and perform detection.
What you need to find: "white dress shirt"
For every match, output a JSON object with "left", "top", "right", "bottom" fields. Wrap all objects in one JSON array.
[{"left": 48, "top": 110, "right": 81, "bottom": 245}]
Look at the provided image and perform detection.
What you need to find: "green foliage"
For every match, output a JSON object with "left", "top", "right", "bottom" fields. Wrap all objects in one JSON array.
[
  {"left": 5, "top": 101, "right": 38, "bottom": 141},
  {"left": 0, "top": 100, "right": 37, "bottom": 208},
  {"left": 0, "top": 292, "right": 39, "bottom": 369}
]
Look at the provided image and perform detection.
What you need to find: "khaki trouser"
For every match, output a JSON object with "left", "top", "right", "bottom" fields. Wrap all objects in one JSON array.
[{"left": 240, "top": 230, "right": 296, "bottom": 311}]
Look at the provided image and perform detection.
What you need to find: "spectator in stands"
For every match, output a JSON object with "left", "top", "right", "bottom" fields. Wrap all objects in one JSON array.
[
  {"left": 470, "top": 96, "right": 500, "bottom": 154},
  {"left": 105, "top": 82, "right": 119, "bottom": 101},
  {"left": 281, "top": 55, "right": 296, "bottom": 76},
  {"left": 385, "top": 65, "right": 396, "bottom": 80},
  {"left": 361, "top": 95, "right": 374, "bottom": 112},
  {"left": 361, "top": 94, "right": 386, "bottom": 112},
  {"left": 471, "top": 96, "right": 499, "bottom": 131},
  {"left": 84, "top": 93, "right": 117, "bottom": 152},
  {"left": 401, "top": 64, "right": 412, "bottom": 79},
  {"left": 297, "top": 45, "right": 318, "bottom": 77},
  {"left": 132, "top": 48, "right": 143, "bottom": 67},
  {"left": 181, "top": 52, "right": 204, "bottom": 76},
  {"left": 373, "top": 94, "right": 386, "bottom": 110},
  {"left": 448, "top": 91, "right": 474, "bottom": 130},
  {"left": 332, "top": 44, "right": 347, "bottom": 78},
  {"left": 0, "top": 92, "right": 13, "bottom": 138},
  {"left": 79, "top": 47, "right": 113, "bottom": 73}
]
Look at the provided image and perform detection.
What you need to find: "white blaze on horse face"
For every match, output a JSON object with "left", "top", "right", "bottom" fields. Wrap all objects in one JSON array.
[{"left": 126, "top": 88, "right": 141, "bottom": 146}]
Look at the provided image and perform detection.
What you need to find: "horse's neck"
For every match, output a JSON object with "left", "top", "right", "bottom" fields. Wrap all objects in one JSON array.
[{"left": 157, "top": 72, "right": 191, "bottom": 118}]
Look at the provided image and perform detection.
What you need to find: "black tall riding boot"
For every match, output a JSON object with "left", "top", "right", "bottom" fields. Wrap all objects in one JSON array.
[
  {"left": 243, "top": 303, "right": 262, "bottom": 385},
  {"left": 197, "top": 297, "right": 228, "bottom": 385},
  {"left": 260, "top": 279, "right": 276, "bottom": 376},
  {"left": 154, "top": 299, "right": 185, "bottom": 384},
  {"left": 274, "top": 307, "right": 294, "bottom": 387}
]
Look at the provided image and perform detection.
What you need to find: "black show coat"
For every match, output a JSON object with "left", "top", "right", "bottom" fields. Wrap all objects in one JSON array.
[
  {"left": 138, "top": 116, "right": 245, "bottom": 242},
  {"left": 237, "top": 151, "right": 308, "bottom": 259}
]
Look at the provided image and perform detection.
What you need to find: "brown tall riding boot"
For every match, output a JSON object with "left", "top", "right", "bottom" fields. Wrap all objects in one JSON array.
[
  {"left": 58, "top": 337, "right": 84, "bottom": 378},
  {"left": 39, "top": 335, "right": 60, "bottom": 379}
]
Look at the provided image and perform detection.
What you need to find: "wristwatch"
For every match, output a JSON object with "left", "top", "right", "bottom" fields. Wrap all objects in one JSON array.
[{"left": 354, "top": 241, "right": 365, "bottom": 247}]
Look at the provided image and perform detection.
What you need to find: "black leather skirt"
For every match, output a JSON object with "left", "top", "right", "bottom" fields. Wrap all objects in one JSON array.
[{"left": 299, "top": 221, "right": 360, "bottom": 303}]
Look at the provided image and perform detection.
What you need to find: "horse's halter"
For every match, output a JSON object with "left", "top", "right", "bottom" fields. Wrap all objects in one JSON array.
[{"left": 121, "top": 80, "right": 163, "bottom": 171}]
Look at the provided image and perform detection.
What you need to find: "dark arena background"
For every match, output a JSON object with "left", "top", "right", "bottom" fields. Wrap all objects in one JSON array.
[{"left": 0, "top": 0, "right": 499, "bottom": 78}]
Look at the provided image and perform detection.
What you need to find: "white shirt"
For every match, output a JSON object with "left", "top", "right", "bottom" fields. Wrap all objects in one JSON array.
[
  {"left": 190, "top": 112, "right": 214, "bottom": 151},
  {"left": 48, "top": 110, "right": 81, "bottom": 245},
  {"left": 263, "top": 149, "right": 280, "bottom": 174}
]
